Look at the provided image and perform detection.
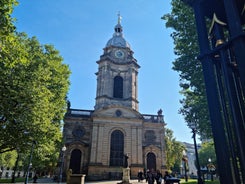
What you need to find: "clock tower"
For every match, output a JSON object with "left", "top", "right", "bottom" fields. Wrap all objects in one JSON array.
[
  {"left": 63, "top": 14, "right": 167, "bottom": 181},
  {"left": 95, "top": 14, "right": 140, "bottom": 111}
]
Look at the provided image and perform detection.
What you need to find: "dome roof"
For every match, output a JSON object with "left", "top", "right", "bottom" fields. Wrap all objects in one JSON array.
[{"left": 106, "top": 15, "right": 131, "bottom": 49}]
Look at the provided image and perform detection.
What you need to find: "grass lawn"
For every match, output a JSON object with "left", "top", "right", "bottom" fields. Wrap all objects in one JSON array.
[
  {"left": 0, "top": 177, "right": 26, "bottom": 183},
  {"left": 180, "top": 179, "right": 220, "bottom": 184}
]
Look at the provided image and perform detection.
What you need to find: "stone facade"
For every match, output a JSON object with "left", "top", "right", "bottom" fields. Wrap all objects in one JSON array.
[{"left": 63, "top": 16, "right": 167, "bottom": 181}]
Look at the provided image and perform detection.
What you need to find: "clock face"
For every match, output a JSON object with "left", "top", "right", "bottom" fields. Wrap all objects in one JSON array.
[{"left": 115, "top": 50, "right": 124, "bottom": 58}]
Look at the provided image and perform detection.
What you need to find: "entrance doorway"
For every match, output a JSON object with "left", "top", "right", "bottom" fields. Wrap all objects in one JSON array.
[
  {"left": 69, "top": 149, "right": 81, "bottom": 174},
  {"left": 146, "top": 152, "right": 156, "bottom": 171}
]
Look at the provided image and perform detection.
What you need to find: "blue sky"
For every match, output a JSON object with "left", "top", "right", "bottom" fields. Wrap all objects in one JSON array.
[{"left": 13, "top": 0, "right": 195, "bottom": 143}]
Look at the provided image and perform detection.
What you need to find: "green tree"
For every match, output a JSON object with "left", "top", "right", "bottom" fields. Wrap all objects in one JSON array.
[
  {"left": 31, "top": 138, "right": 61, "bottom": 175},
  {"left": 0, "top": 1, "right": 70, "bottom": 180},
  {"left": 164, "top": 128, "right": 185, "bottom": 171},
  {"left": 162, "top": 0, "right": 212, "bottom": 138},
  {"left": 0, "top": 0, "right": 70, "bottom": 158},
  {"left": 0, "top": 33, "right": 70, "bottom": 154},
  {"left": 0, "top": 0, "right": 18, "bottom": 36},
  {"left": 0, "top": 150, "right": 17, "bottom": 169},
  {"left": 198, "top": 141, "right": 216, "bottom": 168}
]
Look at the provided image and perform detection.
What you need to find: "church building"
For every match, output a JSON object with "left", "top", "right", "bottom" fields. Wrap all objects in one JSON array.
[{"left": 63, "top": 15, "right": 167, "bottom": 180}]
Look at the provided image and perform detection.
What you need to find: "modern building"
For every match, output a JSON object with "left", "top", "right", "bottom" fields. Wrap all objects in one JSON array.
[
  {"left": 182, "top": 142, "right": 197, "bottom": 176},
  {"left": 63, "top": 15, "right": 167, "bottom": 180}
]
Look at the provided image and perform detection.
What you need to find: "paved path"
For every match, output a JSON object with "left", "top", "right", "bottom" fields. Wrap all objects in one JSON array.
[{"left": 15, "top": 178, "right": 143, "bottom": 184}]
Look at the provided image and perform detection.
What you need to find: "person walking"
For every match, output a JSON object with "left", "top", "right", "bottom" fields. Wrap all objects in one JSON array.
[
  {"left": 155, "top": 170, "right": 163, "bottom": 184},
  {"left": 146, "top": 169, "right": 155, "bottom": 184},
  {"left": 33, "top": 174, "right": 38, "bottom": 183},
  {"left": 137, "top": 170, "right": 144, "bottom": 182},
  {"left": 163, "top": 171, "right": 171, "bottom": 184}
]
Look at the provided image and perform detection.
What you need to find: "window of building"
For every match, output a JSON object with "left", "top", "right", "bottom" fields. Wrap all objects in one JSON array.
[
  {"left": 110, "top": 130, "right": 124, "bottom": 166},
  {"left": 113, "top": 76, "right": 123, "bottom": 98},
  {"left": 145, "top": 130, "right": 156, "bottom": 144}
]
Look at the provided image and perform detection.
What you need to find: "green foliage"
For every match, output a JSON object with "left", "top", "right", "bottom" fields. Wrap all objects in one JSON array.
[
  {"left": 0, "top": 0, "right": 70, "bottom": 174},
  {"left": 0, "top": 150, "right": 17, "bottom": 169},
  {"left": 162, "top": 0, "right": 212, "bottom": 138},
  {"left": 164, "top": 128, "right": 185, "bottom": 171},
  {"left": 180, "top": 179, "right": 220, "bottom": 184},
  {"left": 0, "top": 33, "right": 70, "bottom": 154},
  {"left": 198, "top": 141, "right": 216, "bottom": 168},
  {"left": 0, "top": 177, "right": 25, "bottom": 183},
  {"left": 0, "top": 0, "right": 18, "bottom": 36},
  {"left": 32, "top": 139, "right": 61, "bottom": 173}
]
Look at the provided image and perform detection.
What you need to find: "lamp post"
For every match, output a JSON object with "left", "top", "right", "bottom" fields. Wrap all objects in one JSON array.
[
  {"left": 208, "top": 158, "right": 215, "bottom": 181},
  {"left": 59, "top": 145, "right": 66, "bottom": 184},
  {"left": 180, "top": 164, "right": 183, "bottom": 176},
  {"left": 208, "top": 158, "right": 211, "bottom": 180},
  {"left": 190, "top": 124, "right": 203, "bottom": 184},
  {"left": 25, "top": 140, "right": 36, "bottom": 184}
]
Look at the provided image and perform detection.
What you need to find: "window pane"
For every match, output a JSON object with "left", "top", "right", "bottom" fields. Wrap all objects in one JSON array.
[
  {"left": 113, "top": 76, "right": 123, "bottom": 98},
  {"left": 110, "top": 130, "right": 124, "bottom": 166}
]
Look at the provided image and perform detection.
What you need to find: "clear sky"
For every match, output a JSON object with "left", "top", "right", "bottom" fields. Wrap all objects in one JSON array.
[{"left": 12, "top": 0, "right": 195, "bottom": 143}]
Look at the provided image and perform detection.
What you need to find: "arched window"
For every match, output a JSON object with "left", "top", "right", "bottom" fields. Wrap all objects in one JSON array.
[
  {"left": 110, "top": 130, "right": 124, "bottom": 166},
  {"left": 113, "top": 76, "right": 123, "bottom": 98}
]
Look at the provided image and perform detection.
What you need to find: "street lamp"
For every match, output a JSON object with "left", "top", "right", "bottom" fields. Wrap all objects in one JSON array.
[
  {"left": 180, "top": 164, "right": 183, "bottom": 176},
  {"left": 25, "top": 140, "right": 37, "bottom": 184},
  {"left": 59, "top": 145, "right": 67, "bottom": 184},
  {"left": 208, "top": 158, "right": 215, "bottom": 181},
  {"left": 208, "top": 158, "right": 211, "bottom": 181},
  {"left": 190, "top": 123, "right": 203, "bottom": 184}
]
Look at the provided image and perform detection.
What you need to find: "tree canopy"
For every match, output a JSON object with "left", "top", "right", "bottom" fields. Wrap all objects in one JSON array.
[
  {"left": 0, "top": 0, "right": 18, "bottom": 37},
  {"left": 198, "top": 141, "right": 216, "bottom": 168},
  {"left": 0, "top": 0, "right": 70, "bottom": 158},
  {"left": 164, "top": 128, "right": 185, "bottom": 171},
  {"left": 162, "top": 0, "right": 212, "bottom": 138}
]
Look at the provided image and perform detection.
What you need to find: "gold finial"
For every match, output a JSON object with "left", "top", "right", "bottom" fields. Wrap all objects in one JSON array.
[
  {"left": 242, "top": 3, "right": 245, "bottom": 15},
  {"left": 215, "top": 39, "right": 225, "bottom": 47},
  {"left": 117, "top": 11, "right": 122, "bottom": 24},
  {"left": 209, "top": 13, "right": 226, "bottom": 34}
]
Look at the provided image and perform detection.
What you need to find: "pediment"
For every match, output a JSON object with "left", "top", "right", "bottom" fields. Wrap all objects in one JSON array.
[{"left": 92, "top": 106, "right": 142, "bottom": 120}]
